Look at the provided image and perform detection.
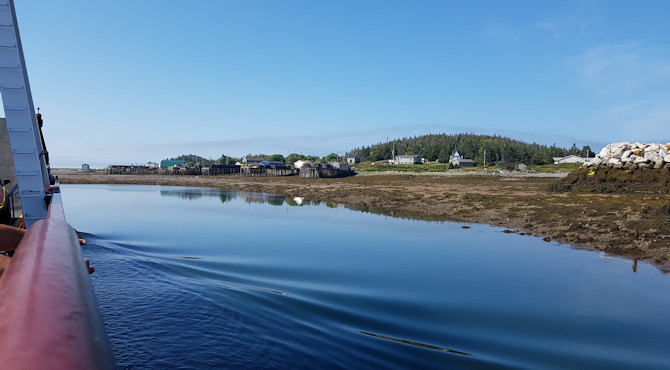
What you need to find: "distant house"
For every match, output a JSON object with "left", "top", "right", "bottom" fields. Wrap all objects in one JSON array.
[
  {"left": 260, "top": 160, "right": 286, "bottom": 168},
  {"left": 449, "top": 151, "right": 475, "bottom": 167},
  {"left": 293, "top": 160, "right": 314, "bottom": 169},
  {"left": 394, "top": 154, "right": 421, "bottom": 164},
  {"left": 328, "top": 161, "right": 350, "bottom": 171},
  {"left": 242, "top": 156, "right": 264, "bottom": 166},
  {"left": 160, "top": 160, "right": 185, "bottom": 168},
  {"left": 81, "top": 163, "right": 90, "bottom": 171},
  {"left": 146, "top": 162, "right": 159, "bottom": 169},
  {"left": 553, "top": 155, "right": 592, "bottom": 164},
  {"left": 451, "top": 158, "right": 475, "bottom": 167},
  {"left": 346, "top": 152, "right": 365, "bottom": 164}
]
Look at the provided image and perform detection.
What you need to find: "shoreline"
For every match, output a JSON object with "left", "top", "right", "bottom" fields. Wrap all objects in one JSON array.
[{"left": 56, "top": 170, "right": 670, "bottom": 271}]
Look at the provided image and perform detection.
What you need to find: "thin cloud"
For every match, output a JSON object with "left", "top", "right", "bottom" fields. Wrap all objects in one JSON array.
[
  {"left": 481, "top": 21, "right": 524, "bottom": 44},
  {"left": 534, "top": 16, "right": 591, "bottom": 39},
  {"left": 608, "top": 99, "right": 670, "bottom": 143},
  {"left": 484, "top": 15, "right": 591, "bottom": 44},
  {"left": 568, "top": 42, "right": 670, "bottom": 93},
  {"left": 567, "top": 42, "right": 670, "bottom": 144}
]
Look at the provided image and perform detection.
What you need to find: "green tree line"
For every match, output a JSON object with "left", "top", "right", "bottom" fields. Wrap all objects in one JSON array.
[
  {"left": 165, "top": 153, "right": 338, "bottom": 166},
  {"left": 348, "top": 133, "right": 594, "bottom": 165},
  {"left": 166, "top": 154, "right": 217, "bottom": 166},
  {"left": 166, "top": 154, "right": 243, "bottom": 166}
]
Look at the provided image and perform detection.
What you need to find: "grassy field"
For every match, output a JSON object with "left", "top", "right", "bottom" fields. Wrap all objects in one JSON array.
[
  {"left": 354, "top": 161, "right": 581, "bottom": 173},
  {"left": 354, "top": 162, "right": 452, "bottom": 172}
]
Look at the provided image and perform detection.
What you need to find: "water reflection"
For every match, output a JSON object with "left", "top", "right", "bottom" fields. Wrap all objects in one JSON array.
[
  {"left": 159, "top": 189, "right": 329, "bottom": 208},
  {"left": 160, "top": 188, "right": 220, "bottom": 201},
  {"left": 286, "top": 197, "right": 301, "bottom": 206},
  {"left": 342, "top": 204, "right": 452, "bottom": 222},
  {"left": 286, "top": 197, "right": 323, "bottom": 207},
  {"left": 219, "top": 193, "right": 234, "bottom": 204},
  {"left": 160, "top": 188, "right": 456, "bottom": 222}
]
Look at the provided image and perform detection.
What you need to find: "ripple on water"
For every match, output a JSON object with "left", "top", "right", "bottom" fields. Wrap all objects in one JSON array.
[{"left": 87, "top": 240, "right": 281, "bottom": 368}]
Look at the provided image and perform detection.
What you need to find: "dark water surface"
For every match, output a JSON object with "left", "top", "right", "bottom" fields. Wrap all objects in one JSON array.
[{"left": 61, "top": 184, "right": 670, "bottom": 369}]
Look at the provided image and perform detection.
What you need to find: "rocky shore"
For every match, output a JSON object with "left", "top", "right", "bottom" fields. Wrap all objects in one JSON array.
[
  {"left": 56, "top": 169, "right": 670, "bottom": 270},
  {"left": 550, "top": 142, "right": 670, "bottom": 195},
  {"left": 588, "top": 142, "right": 670, "bottom": 169}
]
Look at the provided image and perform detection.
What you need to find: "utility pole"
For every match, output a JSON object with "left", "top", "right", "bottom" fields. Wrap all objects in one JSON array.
[{"left": 484, "top": 149, "right": 486, "bottom": 167}]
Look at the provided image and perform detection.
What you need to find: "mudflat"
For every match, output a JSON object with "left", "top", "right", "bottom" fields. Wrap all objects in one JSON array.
[{"left": 56, "top": 170, "right": 670, "bottom": 268}]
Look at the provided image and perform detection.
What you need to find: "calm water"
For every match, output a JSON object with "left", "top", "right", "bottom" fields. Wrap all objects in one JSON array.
[{"left": 61, "top": 184, "right": 670, "bottom": 369}]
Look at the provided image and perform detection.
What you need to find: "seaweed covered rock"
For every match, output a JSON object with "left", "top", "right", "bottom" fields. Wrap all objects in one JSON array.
[{"left": 549, "top": 165, "right": 670, "bottom": 193}]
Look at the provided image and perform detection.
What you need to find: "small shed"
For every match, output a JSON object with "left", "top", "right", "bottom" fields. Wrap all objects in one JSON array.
[
  {"left": 329, "top": 161, "right": 350, "bottom": 171},
  {"left": 450, "top": 158, "right": 475, "bottom": 167},
  {"left": 395, "top": 154, "right": 421, "bottom": 164},
  {"left": 496, "top": 162, "right": 518, "bottom": 170}
]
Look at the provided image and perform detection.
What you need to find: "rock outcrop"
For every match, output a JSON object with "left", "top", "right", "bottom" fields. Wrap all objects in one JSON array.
[{"left": 586, "top": 142, "right": 670, "bottom": 169}]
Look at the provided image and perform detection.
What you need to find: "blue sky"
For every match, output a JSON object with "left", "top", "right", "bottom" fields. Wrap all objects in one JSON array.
[{"left": 7, "top": 0, "right": 670, "bottom": 168}]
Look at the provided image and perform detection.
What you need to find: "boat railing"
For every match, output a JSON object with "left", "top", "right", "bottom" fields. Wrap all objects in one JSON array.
[
  {"left": 4, "top": 182, "right": 20, "bottom": 222},
  {"left": 0, "top": 186, "right": 115, "bottom": 369}
]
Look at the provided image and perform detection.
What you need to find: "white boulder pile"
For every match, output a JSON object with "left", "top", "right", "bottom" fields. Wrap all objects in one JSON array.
[{"left": 586, "top": 142, "right": 670, "bottom": 169}]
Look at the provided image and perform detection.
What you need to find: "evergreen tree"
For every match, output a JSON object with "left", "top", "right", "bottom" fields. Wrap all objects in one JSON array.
[
  {"left": 264, "top": 154, "right": 286, "bottom": 163},
  {"left": 348, "top": 133, "right": 579, "bottom": 165}
]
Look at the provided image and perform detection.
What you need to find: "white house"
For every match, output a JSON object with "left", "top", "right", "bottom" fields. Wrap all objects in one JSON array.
[
  {"left": 145, "top": 162, "right": 159, "bottom": 169},
  {"left": 449, "top": 150, "right": 475, "bottom": 167},
  {"left": 242, "top": 156, "right": 264, "bottom": 165},
  {"left": 394, "top": 154, "right": 421, "bottom": 164},
  {"left": 346, "top": 153, "right": 365, "bottom": 164},
  {"left": 553, "top": 155, "right": 592, "bottom": 164}
]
